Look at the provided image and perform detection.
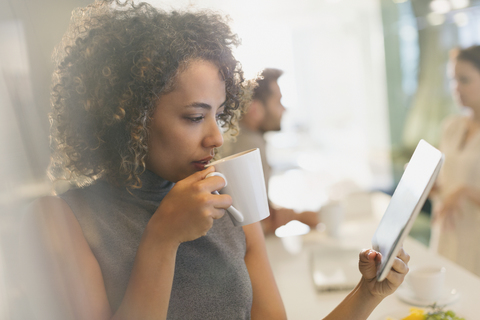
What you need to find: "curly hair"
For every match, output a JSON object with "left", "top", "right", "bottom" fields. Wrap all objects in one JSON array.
[{"left": 49, "top": 0, "right": 253, "bottom": 188}]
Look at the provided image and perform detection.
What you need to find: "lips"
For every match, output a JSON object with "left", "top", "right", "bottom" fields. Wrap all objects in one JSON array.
[{"left": 192, "top": 156, "right": 213, "bottom": 170}]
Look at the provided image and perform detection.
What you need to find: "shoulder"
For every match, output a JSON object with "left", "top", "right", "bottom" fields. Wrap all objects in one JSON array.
[
  {"left": 20, "top": 195, "right": 101, "bottom": 288},
  {"left": 19, "top": 196, "right": 111, "bottom": 319},
  {"left": 58, "top": 180, "right": 119, "bottom": 214},
  {"left": 23, "top": 196, "right": 75, "bottom": 227},
  {"left": 20, "top": 196, "right": 89, "bottom": 258}
]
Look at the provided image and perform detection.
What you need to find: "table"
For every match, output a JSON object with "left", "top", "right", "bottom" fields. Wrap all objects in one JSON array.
[{"left": 265, "top": 193, "right": 480, "bottom": 320}]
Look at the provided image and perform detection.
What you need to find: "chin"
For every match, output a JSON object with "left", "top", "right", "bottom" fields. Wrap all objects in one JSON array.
[
  {"left": 153, "top": 170, "right": 186, "bottom": 183},
  {"left": 169, "top": 174, "right": 187, "bottom": 183},
  {"left": 176, "top": 170, "right": 197, "bottom": 182}
]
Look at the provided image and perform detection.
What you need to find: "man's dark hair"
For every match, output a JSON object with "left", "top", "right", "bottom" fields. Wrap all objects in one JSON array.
[
  {"left": 253, "top": 68, "right": 283, "bottom": 104},
  {"left": 457, "top": 45, "right": 480, "bottom": 71}
]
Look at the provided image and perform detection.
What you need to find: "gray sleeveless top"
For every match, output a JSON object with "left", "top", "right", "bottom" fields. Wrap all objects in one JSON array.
[{"left": 60, "top": 170, "right": 253, "bottom": 319}]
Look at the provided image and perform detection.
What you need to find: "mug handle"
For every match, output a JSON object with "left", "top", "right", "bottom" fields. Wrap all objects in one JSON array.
[{"left": 205, "top": 172, "right": 244, "bottom": 223}]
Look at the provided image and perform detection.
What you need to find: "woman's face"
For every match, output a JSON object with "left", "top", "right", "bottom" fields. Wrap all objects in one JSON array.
[
  {"left": 454, "top": 59, "right": 480, "bottom": 111},
  {"left": 146, "top": 60, "right": 226, "bottom": 182}
]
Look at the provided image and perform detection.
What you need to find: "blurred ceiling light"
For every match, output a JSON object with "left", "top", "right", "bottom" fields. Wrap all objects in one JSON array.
[
  {"left": 427, "top": 12, "right": 446, "bottom": 25},
  {"left": 430, "top": 0, "right": 452, "bottom": 14},
  {"left": 453, "top": 12, "right": 469, "bottom": 26},
  {"left": 392, "top": 0, "right": 408, "bottom": 3},
  {"left": 450, "top": 0, "right": 470, "bottom": 9}
]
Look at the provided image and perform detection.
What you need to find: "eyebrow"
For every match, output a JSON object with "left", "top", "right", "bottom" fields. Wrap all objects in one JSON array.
[{"left": 184, "top": 101, "right": 227, "bottom": 110}]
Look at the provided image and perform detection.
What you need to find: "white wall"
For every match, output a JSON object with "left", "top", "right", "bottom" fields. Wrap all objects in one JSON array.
[{"left": 151, "top": 0, "right": 393, "bottom": 210}]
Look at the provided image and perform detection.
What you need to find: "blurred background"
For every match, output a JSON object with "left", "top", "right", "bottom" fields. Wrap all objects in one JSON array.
[{"left": 1, "top": 0, "right": 480, "bottom": 318}]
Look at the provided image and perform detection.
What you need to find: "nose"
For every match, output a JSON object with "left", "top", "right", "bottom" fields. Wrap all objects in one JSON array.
[{"left": 203, "top": 117, "right": 224, "bottom": 148}]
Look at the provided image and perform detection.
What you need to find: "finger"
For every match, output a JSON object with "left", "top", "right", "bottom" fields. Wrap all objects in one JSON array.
[
  {"left": 209, "top": 193, "right": 233, "bottom": 209},
  {"left": 359, "top": 248, "right": 380, "bottom": 263},
  {"left": 211, "top": 208, "right": 227, "bottom": 220},
  {"left": 202, "top": 175, "right": 228, "bottom": 193},
  {"left": 360, "top": 248, "right": 372, "bottom": 261},
  {"left": 390, "top": 256, "right": 409, "bottom": 275},
  {"left": 183, "top": 166, "right": 216, "bottom": 183},
  {"left": 359, "top": 249, "right": 379, "bottom": 280},
  {"left": 385, "top": 267, "right": 405, "bottom": 287},
  {"left": 396, "top": 247, "right": 410, "bottom": 264}
]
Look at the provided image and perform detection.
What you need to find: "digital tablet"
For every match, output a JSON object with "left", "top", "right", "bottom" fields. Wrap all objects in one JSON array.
[{"left": 372, "top": 139, "right": 444, "bottom": 282}]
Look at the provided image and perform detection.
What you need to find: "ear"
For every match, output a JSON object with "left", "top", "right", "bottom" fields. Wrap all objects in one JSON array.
[
  {"left": 246, "top": 100, "right": 265, "bottom": 121},
  {"left": 241, "top": 99, "right": 265, "bottom": 129}
]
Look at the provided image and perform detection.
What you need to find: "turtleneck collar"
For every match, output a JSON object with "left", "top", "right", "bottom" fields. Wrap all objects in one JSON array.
[{"left": 129, "top": 169, "right": 175, "bottom": 203}]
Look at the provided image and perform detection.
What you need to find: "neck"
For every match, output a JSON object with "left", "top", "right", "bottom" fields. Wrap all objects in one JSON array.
[{"left": 239, "top": 119, "right": 260, "bottom": 132}]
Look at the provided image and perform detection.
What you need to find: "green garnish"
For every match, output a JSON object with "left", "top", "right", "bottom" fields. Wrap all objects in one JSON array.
[{"left": 424, "top": 303, "right": 465, "bottom": 320}]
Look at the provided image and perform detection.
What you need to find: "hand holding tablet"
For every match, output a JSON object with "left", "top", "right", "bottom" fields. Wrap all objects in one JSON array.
[{"left": 372, "top": 139, "right": 444, "bottom": 282}]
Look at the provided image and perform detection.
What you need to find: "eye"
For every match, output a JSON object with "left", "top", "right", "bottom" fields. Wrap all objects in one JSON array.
[{"left": 186, "top": 115, "right": 205, "bottom": 123}]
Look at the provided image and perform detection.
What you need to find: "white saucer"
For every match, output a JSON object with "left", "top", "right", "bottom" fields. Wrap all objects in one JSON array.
[{"left": 396, "top": 284, "right": 460, "bottom": 307}]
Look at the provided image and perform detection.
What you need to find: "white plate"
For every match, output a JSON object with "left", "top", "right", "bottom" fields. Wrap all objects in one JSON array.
[{"left": 395, "top": 284, "right": 460, "bottom": 307}]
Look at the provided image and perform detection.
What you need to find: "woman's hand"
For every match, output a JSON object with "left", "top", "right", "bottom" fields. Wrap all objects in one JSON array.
[
  {"left": 358, "top": 248, "right": 410, "bottom": 299},
  {"left": 147, "top": 166, "right": 232, "bottom": 244},
  {"left": 323, "top": 248, "right": 410, "bottom": 320},
  {"left": 433, "top": 186, "right": 467, "bottom": 230}
]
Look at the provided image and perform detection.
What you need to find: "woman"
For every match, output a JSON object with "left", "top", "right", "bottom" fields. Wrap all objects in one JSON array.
[
  {"left": 20, "top": 1, "right": 409, "bottom": 319},
  {"left": 431, "top": 45, "right": 480, "bottom": 277}
]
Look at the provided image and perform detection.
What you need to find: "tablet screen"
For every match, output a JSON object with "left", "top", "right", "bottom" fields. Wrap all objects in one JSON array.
[{"left": 372, "top": 139, "right": 443, "bottom": 281}]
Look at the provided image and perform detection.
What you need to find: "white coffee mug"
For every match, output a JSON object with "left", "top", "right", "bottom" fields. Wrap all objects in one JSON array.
[
  {"left": 319, "top": 200, "right": 344, "bottom": 238},
  {"left": 407, "top": 266, "right": 446, "bottom": 302},
  {"left": 205, "top": 148, "right": 270, "bottom": 227}
]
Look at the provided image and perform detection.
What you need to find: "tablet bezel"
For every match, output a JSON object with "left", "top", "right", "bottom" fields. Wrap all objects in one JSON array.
[{"left": 372, "top": 139, "right": 444, "bottom": 282}]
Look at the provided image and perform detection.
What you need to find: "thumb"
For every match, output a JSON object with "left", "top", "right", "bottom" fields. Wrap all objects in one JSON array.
[{"left": 359, "top": 249, "right": 380, "bottom": 281}]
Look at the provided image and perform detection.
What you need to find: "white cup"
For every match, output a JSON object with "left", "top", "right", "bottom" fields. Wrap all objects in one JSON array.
[
  {"left": 206, "top": 148, "right": 270, "bottom": 227},
  {"left": 319, "top": 200, "right": 344, "bottom": 238},
  {"left": 407, "top": 266, "right": 446, "bottom": 302}
]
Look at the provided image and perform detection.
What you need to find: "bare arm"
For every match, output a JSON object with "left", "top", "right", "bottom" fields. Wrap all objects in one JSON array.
[
  {"left": 20, "top": 196, "right": 181, "bottom": 320},
  {"left": 243, "top": 222, "right": 286, "bottom": 320},
  {"left": 20, "top": 196, "right": 114, "bottom": 320},
  {"left": 20, "top": 166, "right": 231, "bottom": 320},
  {"left": 323, "top": 248, "right": 410, "bottom": 320},
  {"left": 263, "top": 206, "right": 319, "bottom": 235}
]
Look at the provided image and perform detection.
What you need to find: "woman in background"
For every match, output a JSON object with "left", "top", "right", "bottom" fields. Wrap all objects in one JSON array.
[
  {"left": 431, "top": 45, "right": 480, "bottom": 276},
  {"left": 20, "top": 1, "right": 409, "bottom": 319}
]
